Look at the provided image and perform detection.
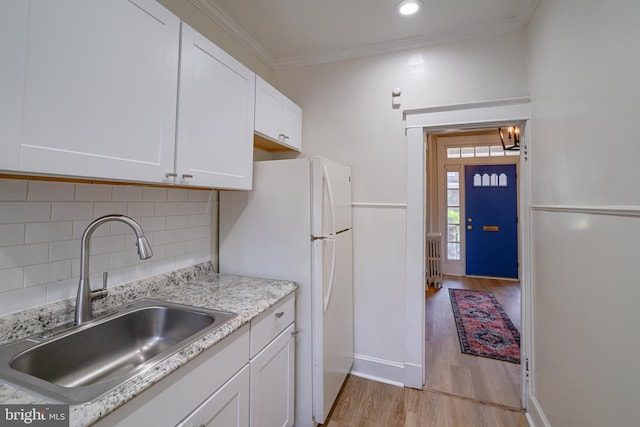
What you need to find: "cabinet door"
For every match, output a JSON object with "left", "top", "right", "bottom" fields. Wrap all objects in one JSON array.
[
  {"left": 250, "top": 323, "right": 295, "bottom": 427},
  {"left": 178, "top": 365, "right": 250, "bottom": 427},
  {"left": 19, "top": 0, "right": 179, "bottom": 183},
  {"left": 176, "top": 23, "right": 255, "bottom": 189},
  {"left": 0, "top": 0, "right": 28, "bottom": 171},
  {"left": 254, "top": 76, "right": 282, "bottom": 142},
  {"left": 281, "top": 98, "right": 302, "bottom": 152}
]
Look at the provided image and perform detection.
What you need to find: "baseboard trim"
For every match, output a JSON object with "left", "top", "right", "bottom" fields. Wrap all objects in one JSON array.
[
  {"left": 403, "top": 362, "right": 423, "bottom": 389},
  {"left": 350, "top": 353, "right": 405, "bottom": 387},
  {"left": 525, "top": 394, "right": 552, "bottom": 427}
]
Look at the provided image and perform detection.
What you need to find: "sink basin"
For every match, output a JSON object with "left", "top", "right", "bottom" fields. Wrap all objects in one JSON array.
[{"left": 0, "top": 299, "right": 236, "bottom": 403}]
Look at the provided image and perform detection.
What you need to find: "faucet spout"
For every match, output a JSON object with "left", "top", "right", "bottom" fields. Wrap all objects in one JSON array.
[
  {"left": 75, "top": 214, "right": 153, "bottom": 325},
  {"left": 136, "top": 235, "right": 153, "bottom": 260}
]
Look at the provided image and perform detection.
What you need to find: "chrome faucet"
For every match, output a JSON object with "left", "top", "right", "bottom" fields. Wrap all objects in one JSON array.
[{"left": 75, "top": 214, "right": 153, "bottom": 325}]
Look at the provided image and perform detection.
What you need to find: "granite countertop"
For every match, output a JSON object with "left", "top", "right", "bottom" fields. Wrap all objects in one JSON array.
[{"left": 0, "top": 262, "right": 297, "bottom": 426}]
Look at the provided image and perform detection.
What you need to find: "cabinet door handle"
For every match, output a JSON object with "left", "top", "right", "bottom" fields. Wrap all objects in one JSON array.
[
  {"left": 165, "top": 172, "right": 177, "bottom": 178},
  {"left": 275, "top": 311, "right": 284, "bottom": 318},
  {"left": 182, "top": 174, "right": 193, "bottom": 179},
  {"left": 278, "top": 133, "right": 290, "bottom": 141}
]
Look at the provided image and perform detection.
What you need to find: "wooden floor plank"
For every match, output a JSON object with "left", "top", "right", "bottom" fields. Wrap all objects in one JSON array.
[{"left": 322, "top": 375, "right": 528, "bottom": 427}]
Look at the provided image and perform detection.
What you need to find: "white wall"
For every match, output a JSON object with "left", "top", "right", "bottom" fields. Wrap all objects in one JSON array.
[
  {"left": 273, "top": 32, "right": 529, "bottom": 382},
  {"left": 528, "top": 1, "right": 640, "bottom": 426},
  {"left": 0, "top": 179, "right": 214, "bottom": 316}
]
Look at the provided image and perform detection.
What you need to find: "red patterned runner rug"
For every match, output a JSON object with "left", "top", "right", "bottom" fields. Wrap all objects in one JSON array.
[{"left": 449, "top": 288, "right": 520, "bottom": 363}]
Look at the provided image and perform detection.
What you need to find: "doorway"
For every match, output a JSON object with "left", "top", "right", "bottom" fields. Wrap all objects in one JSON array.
[
  {"left": 402, "top": 97, "right": 531, "bottom": 408},
  {"left": 425, "top": 129, "right": 523, "bottom": 409},
  {"left": 429, "top": 130, "right": 520, "bottom": 278}
]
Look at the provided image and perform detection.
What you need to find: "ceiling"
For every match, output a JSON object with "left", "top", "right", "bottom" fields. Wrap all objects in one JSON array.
[{"left": 191, "top": 0, "right": 538, "bottom": 70}]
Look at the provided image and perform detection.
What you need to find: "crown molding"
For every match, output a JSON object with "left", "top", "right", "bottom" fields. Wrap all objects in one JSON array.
[
  {"left": 273, "top": 17, "right": 526, "bottom": 70},
  {"left": 516, "top": 0, "right": 539, "bottom": 28},
  {"left": 192, "top": 0, "right": 537, "bottom": 71},
  {"left": 190, "top": 0, "right": 276, "bottom": 68}
]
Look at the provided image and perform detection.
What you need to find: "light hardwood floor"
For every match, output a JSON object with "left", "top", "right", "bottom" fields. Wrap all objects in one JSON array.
[
  {"left": 425, "top": 276, "right": 522, "bottom": 409},
  {"left": 322, "top": 375, "right": 527, "bottom": 427},
  {"left": 321, "top": 276, "right": 526, "bottom": 426}
]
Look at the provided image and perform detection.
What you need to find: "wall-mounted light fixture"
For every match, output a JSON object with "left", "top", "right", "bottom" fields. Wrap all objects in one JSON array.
[
  {"left": 396, "top": 0, "right": 424, "bottom": 16},
  {"left": 499, "top": 126, "right": 520, "bottom": 151}
]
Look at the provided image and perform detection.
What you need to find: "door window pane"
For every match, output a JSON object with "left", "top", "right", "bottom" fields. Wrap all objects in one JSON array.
[
  {"left": 447, "top": 189, "right": 459, "bottom": 205},
  {"left": 447, "top": 172, "right": 459, "bottom": 189},
  {"left": 446, "top": 171, "right": 461, "bottom": 261},
  {"left": 448, "top": 242, "right": 460, "bottom": 260},
  {"left": 490, "top": 145, "right": 505, "bottom": 156},
  {"left": 448, "top": 207, "right": 459, "bottom": 224},
  {"left": 446, "top": 147, "right": 461, "bottom": 158},
  {"left": 475, "top": 146, "right": 489, "bottom": 157},
  {"left": 447, "top": 224, "right": 460, "bottom": 242},
  {"left": 461, "top": 147, "right": 475, "bottom": 158}
]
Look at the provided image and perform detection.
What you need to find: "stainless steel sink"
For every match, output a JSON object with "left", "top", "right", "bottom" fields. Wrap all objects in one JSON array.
[{"left": 0, "top": 299, "right": 236, "bottom": 404}]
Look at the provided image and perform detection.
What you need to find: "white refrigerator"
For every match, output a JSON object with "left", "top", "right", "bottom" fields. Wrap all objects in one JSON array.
[{"left": 219, "top": 156, "right": 354, "bottom": 426}]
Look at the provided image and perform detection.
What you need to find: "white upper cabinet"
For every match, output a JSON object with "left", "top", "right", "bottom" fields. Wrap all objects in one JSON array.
[
  {"left": 0, "top": 1, "right": 28, "bottom": 171},
  {"left": 175, "top": 23, "right": 255, "bottom": 190},
  {"left": 16, "top": 0, "right": 180, "bottom": 183},
  {"left": 1, "top": 1, "right": 256, "bottom": 190},
  {"left": 281, "top": 97, "right": 302, "bottom": 151},
  {"left": 254, "top": 76, "right": 302, "bottom": 152}
]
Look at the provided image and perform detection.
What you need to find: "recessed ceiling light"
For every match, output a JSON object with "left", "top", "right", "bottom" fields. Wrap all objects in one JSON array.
[{"left": 396, "top": 0, "right": 424, "bottom": 16}]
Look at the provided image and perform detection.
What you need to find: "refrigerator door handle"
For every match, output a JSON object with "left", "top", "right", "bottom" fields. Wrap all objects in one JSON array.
[
  {"left": 324, "top": 237, "right": 337, "bottom": 313},
  {"left": 322, "top": 164, "right": 337, "bottom": 240},
  {"left": 323, "top": 165, "right": 337, "bottom": 313}
]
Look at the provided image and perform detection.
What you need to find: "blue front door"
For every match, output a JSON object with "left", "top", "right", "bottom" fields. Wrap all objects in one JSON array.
[{"left": 464, "top": 164, "right": 518, "bottom": 278}]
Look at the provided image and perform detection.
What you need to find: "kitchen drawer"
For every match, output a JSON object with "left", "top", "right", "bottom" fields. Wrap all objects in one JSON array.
[{"left": 250, "top": 294, "right": 294, "bottom": 358}]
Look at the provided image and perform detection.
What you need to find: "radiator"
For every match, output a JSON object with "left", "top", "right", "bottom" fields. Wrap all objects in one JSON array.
[{"left": 426, "top": 232, "right": 443, "bottom": 288}]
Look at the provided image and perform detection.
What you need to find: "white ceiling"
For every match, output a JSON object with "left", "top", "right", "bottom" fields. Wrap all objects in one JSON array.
[{"left": 191, "top": 0, "right": 538, "bottom": 70}]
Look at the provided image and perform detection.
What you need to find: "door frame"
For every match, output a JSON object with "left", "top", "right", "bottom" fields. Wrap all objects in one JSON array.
[
  {"left": 403, "top": 97, "right": 532, "bottom": 408},
  {"left": 433, "top": 133, "right": 521, "bottom": 277}
]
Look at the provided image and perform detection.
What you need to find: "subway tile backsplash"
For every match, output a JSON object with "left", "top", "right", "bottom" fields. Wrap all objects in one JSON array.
[{"left": 0, "top": 179, "right": 216, "bottom": 316}]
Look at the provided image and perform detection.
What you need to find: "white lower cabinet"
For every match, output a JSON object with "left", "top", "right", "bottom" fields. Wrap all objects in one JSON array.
[
  {"left": 178, "top": 365, "right": 249, "bottom": 427},
  {"left": 250, "top": 323, "right": 295, "bottom": 427},
  {"left": 248, "top": 294, "right": 295, "bottom": 427},
  {"left": 94, "top": 294, "right": 297, "bottom": 427}
]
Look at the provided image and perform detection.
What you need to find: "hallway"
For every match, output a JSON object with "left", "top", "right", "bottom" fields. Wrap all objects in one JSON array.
[
  {"left": 425, "top": 276, "right": 522, "bottom": 409},
  {"left": 322, "top": 276, "right": 526, "bottom": 426}
]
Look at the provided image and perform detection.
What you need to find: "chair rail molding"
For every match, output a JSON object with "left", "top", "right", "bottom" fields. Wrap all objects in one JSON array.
[{"left": 531, "top": 204, "right": 640, "bottom": 218}]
